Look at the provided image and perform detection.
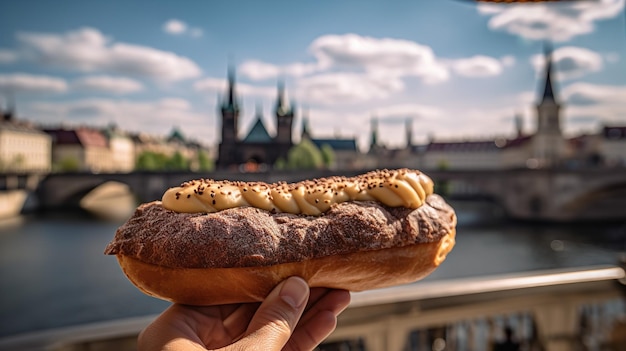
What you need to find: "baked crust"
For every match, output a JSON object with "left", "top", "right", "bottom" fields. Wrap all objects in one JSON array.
[
  {"left": 117, "top": 233, "right": 455, "bottom": 305},
  {"left": 105, "top": 194, "right": 456, "bottom": 268},
  {"left": 105, "top": 193, "right": 456, "bottom": 305}
]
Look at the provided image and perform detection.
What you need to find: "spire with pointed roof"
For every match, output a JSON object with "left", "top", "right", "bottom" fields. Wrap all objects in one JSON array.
[
  {"left": 301, "top": 107, "right": 311, "bottom": 140},
  {"left": 275, "top": 80, "right": 289, "bottom": 117},
  {"left": 275, "top": 79, "right": 294, "bottom": 144},
  {"left": 218, "top": 64, "right": 240, "bottom": 158},
  {"left": 223, "top": 64, "right": 239, "bottom": 112},
  {"left": 514, "top": 112, "right": 524, "bottom": 138},
  {"left": 369, "top": 116, "right": 378, "bottom": 152},
  {"left": 2, "top": 94, "right": 15, "bottom": 122},
  {"left": 405, "top": 118, "right": 413, "bottom": 148},
  {"left": 540, "top": 43, "right": 557, "bottom": 103}
]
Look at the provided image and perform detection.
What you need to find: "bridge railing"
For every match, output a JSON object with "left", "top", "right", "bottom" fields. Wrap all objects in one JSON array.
[
  {"left": 0, "top": 265, "right": 624, "bottom": 351},
  {"left": 320, "top": 265, "right": 626, "bottom": 351}
]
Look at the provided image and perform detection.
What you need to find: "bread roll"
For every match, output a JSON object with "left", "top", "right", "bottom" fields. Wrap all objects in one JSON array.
[{"left": 105, "top": 169, "right": 456, "bottom": 305}]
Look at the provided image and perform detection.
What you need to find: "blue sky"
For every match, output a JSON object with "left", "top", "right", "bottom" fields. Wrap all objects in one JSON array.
[{"left": 0, "top": 0, "right": 625, "bottom": 150}]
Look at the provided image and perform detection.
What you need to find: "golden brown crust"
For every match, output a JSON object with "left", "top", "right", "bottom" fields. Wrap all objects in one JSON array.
[
  {"left": 116, "top": 229, "right": 455, "bottom": 306},
  {"left": 105, "top": 169, "right": 457, "bottom": 305},
  {"left": 105, "top": 194, "right": 456, "bottom": 269}
]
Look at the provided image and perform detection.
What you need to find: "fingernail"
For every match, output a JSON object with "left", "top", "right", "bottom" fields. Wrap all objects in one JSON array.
[{"left": 279, "top": 277, "right": 309, "bottom": 308}]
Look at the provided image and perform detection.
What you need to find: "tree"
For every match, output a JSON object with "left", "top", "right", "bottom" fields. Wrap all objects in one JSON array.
[
  {"left": 196, "top": 150, "right": 214, "bottom": 171},
  {"left": 167, "top": 151, "right": 189, "bottom": 171},
  {"left": 56, "top": 157, "right": 80, "bottom": 172},
  {"left": 136, "top": 151, "right": 168, "bottom": 171},
  {"left": 287, "top": 139, "right": 324, "bottom": 170},
  {"left": 274, "top": 157, "right": 287, "bottom": 170},
  {"left": 320, "top": 144, "right": 335, "bottom": 169}
]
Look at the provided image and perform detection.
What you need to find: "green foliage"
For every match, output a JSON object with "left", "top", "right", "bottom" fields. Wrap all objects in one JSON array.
[
  {"left": 320, "top": 144, "right": 335, "bottom": 168},
  {"left": 197, "top": 150, "right": 214, "bottom": 171},
  {"left": 167, "top": 151, "right": 189, "bottom": 171},
  {"left": 56, "top": 157, "right": 80, "bottom": 172},
  {"left": 287, "top": 139, "right": 324, "bottom": 170},
  {"left": 136, "top": 151, "right": 167, "bottom": 171},
  {"left": 274, "top": 157, "right": 287, "bottom": 170},
  {"left": 435, "top": 159, "right": 450, "bottom": 196},
  {"left": 136, "top": 151, "right": 191, "bottom": 171}
]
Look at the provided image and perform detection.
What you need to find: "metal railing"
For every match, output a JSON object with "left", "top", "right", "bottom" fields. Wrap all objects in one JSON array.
[
  {"left": 320, "top": 265, "right": 626, "bottom": 351},
  {"left": 0, "top": 265, "right": 624, "bottom": 351}
]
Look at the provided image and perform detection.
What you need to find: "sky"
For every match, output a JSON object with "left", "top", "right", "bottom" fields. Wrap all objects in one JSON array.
[{"left": 0, "top": 0, "right": 625, "bottom": 151}]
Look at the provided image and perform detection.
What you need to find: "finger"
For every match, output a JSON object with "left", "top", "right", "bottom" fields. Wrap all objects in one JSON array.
[
  {"left": 233, "top": 277, "right": 309, "bottom": 350},
  {"left": 300, "top": 289, "right": 351, "bottom": 326},
  {"left": 220, "top": 303, "right": 260, "bottom": 341},
  {"left": 285, "top": 289, "right": 351, "bottom": 351}
]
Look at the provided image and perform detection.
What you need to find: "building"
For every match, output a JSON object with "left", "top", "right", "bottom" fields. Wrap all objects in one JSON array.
[
  {"left": 216, "top": 68, "right": 295, "bottom": 170},
  {"left": 599, "top": 125, "right": 626, "bottom": 166},
  {"left": 530, "top": 45, "right": 568, "bottom": 168},
  {"left": 45, "top": 127, "right": 113, "bottom": 173},
  {"left": 300, "top": 114, "right": 362, "bottom": 170},
  {"left": 0, "top": 107, "right": 51, "bottom": 173},
  {"left": 103, "top": 124, "right": 135, "bottom": 173}
]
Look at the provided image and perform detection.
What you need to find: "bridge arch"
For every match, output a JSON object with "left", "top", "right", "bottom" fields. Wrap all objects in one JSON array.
[{"left": 561, "top": 179, "right": 626, "bottom": 220}]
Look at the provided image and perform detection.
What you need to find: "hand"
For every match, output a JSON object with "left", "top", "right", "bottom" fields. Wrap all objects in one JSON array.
[{"left": 138, "top": 277, "right": 351, "bottom": 351}]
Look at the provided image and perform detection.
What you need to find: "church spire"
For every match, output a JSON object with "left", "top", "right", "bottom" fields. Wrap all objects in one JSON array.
[
  {"left": 275, "top": 79, "right": 294, "bottom": 144},
  {"left": 540, "top": 43, "right": 557, "bottom": 103},
  {"left": 405, "top": 118, "right": 413, "bottom": 148},
  {"left": 224, "top": 64, "right": 239, "bottom": 112},
  {"left": 276, "top": 79, "right": 289, "bottom": 116},
  {"left": 369, "top": 116, "right": 378, "bottom": 152},
  {"left": 301, "top": 107, "right": 311, "bottom": 140}
]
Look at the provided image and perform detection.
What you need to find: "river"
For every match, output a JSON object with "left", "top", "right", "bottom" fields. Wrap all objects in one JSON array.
[{"left": 0, "top": 200, "right": 625, "bottom": 338}]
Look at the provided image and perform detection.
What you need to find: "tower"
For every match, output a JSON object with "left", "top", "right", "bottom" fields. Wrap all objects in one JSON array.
[
  {"left": 217, "top": 65, "right": 240, "bottom": 169},
  {"left": 514, "top": 112, "right": 524, "bottom": 138},
  {"left": 301, "top": 107, "right": 311, "bottom": 141},
  {"left": 369, "top": 116, "right": 379, "bottom": 153},
  {"left": 405, "top": 118, "right": 413, "bottom": 148},
  {"left": 533, "top": 44, "right": 565, "bottom": 167},
  {"left": 275, "top": 80, "right": 294, "bottom": 144},
  {"left": 221, "top": 65, "right": 239, "bottom": 144}
]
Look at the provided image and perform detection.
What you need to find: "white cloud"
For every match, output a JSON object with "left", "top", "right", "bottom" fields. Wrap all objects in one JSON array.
[
  {"left": 239, "top": 60, "right": 321, "bottom": 81},
  {"left": 531, "top": 46, "right": 603, "bottom": 80},
  {"left": 238, "top": 61, "right": 280, "bottom": 81},
  {"left": 0, "top": 73, "right": 67, "bottom": 94},
  {"left": 450, "top": 55, "right": 505, "bottom": 78},
  {"left": 189, "top": 28, "right": 204, "bottom": 38},
  {"left": 240, "top": 34, "right": 453, "bottom": 84},
  {"left": 309, "top": 34, "right": 449, "bottom": 84},
  {"left": 16, "top": 27, "right": 202, "bottom": 81},
  {"left": 501, "top": 55, "right": 516, "bottom": 67},
  {"left": 193, "top": 77, "right": 275, "bottom": 99},
  {"left": 562, "top": 82, "right": 626, "bottom": 105},
  {"left": 163, "top": 19, "right": 187, "bottom": 35},
  {"left": 562, "top": 83, "right": 626, "bottom": 128},
  {"left": 29, "top": 97, "right": 215, "bottom": 143},
  {"left": 0, "top": 49, "right": 19, "bottom": 64},
  {"left": 375, "top": 103, "right": 444, "bottom": 121},
  {"left": 163, "top": 19, "right": 203, "bottom": 38},
  {"left": 605, "top": 52, "right": 620, "bottom": 63},
  {"left": 72, "top": 75, "right": 143, "bottom": 94},
  {"left": 478, "top": 0, "right": 625, "bottom": 42},
  {"left": 297, "top": 72, "right": 405, "bottom": 105}
]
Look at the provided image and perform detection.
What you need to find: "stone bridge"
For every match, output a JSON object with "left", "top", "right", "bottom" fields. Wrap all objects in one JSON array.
[{"left": 29, "top": 167, "right": 626, "bottom": 221}]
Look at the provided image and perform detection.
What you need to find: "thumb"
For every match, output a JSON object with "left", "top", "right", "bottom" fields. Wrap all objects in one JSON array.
[{"left": 236, "top": 277, "right": 309, "bottom": 350}]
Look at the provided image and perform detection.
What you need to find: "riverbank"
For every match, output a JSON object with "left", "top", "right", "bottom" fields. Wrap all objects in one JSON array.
[{"left": 0, "top": 190, "right": 27, "bottom": 219}]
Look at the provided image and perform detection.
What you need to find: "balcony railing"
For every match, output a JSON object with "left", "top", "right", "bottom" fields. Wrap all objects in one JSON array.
[{"left": 0, "top": 265, "right": 624, "bottom": 351}]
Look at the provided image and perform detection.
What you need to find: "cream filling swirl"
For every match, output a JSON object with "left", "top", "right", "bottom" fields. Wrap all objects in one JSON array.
[{"left": 162, "top": 169, "right": 434, "bottom": 216}]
